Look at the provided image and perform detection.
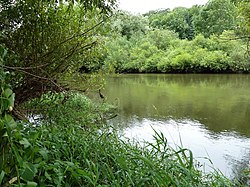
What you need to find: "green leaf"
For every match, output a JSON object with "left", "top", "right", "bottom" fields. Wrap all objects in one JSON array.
[
  {"left": 20, "top": 138, "right": 31, "bottom": 148},
  {"left": 4, "top": 115, "right": 17, "bottom": 131},
  {"left": 27, "top": 181, "right": 37, "bottom": 187},
  {"left": 21, "top": 168, "right": 34, "bottom": 181},
  {"left": 3, "top": 88, "right": 13, "bottom": 98},
  {"left": 66, "top": 161, "right": 74, "bottom": 167},
  {"left": 21, "top": 164, "right": 36, "bottom": 182},
  {"left": 2, "top": 131, "right": 8, "bottom": 137},
  {"left": 45, "top": 171, "right": 52, "bottom": 181},
  {"left": 9, "top": 93, "right": 15, "bottom": 107},
  {"left": 39, "top": 149, "right": 48, "bottom": 160},
  {"left": 11, "top": 144, "right": 24, "bottom": 165},
  {"left": 1, "top": 47, "right": 7, "bottom": 59},
  {"left": 0, "top": 170, "right": 5, "bottom": 184}
]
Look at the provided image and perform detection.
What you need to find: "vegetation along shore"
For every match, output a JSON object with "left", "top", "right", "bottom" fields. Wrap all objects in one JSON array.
[{"left": 1, "top": 0, "right": 250, "bottom": 186}]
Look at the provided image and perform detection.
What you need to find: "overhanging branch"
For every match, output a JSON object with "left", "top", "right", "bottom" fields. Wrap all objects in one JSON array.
[{"left": 41, "top": 17, "right": 108, "bottom": 60}]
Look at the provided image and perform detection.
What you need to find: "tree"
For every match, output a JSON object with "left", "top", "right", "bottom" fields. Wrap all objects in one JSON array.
[
  {"left": 146, "top": 29, "right": 178, "bottom": 50},
  {"left": 104, "top": 35, "right": 132, "bottom": 73},
  {"left": 193, "top": 0, "right": 237, "bottom": 37},
  {"left": 236, "top": 0, "right": 250, "bottom": 55},
  {"left": 0, "top": 0, "right": 117, "bottom": 105},
  {"left": 147, "top": 7, "right": 198, "bottom": 40},
  {"left": 110, "top": 11, "right": 149, "bottom": 39},
  {"left": 237, "top": 1, "right": 250, "bottom": 34},
  {"left": 164, "top": 7, "right": 196, "bottom": 39},
  {"left": 145, "top": 9, "right": 171, "bottom": 29}
]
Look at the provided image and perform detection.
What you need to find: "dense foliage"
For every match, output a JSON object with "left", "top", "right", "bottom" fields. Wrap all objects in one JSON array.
[
  {"left": 193, "top": 0, "right": 237, "bottom": 37},
  {"left": 0, "top": 45, "right": 17, "bottom": 186},
  {"left": 0, "top": 0, "right": 117, "bottom": 104},
  {"left": 102, "top": 0, "right": 250, "bottom": 74},
  {"left": 104, "top": 29, "right": 249, "bottom": 73}
]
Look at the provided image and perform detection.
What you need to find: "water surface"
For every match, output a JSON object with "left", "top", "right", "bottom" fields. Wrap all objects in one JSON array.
[{"left": 104, "top": 74, "right": 250, "bottom": 178}]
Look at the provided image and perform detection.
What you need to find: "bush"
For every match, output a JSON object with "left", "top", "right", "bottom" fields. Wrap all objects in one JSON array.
[
  {"left": 146, "top": 29, "right": 178, "bottom": 50},
  {"left": 157, "top": 56, "right": 172, "bottom": 72},
  {"left": 170, "top": 53, "right": 194, "bottom": 73}
]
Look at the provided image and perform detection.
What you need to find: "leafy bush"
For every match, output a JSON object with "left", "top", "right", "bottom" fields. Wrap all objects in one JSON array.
[
  {"left": 104, "top": 30, "right": 250, "bottom": 73},
  {"left": 23, "top": 92, "right": 116, "bottom": 128},
  {"left": 146, "top": 29, "right": 178, "bottom": 50},
  {"left": 170, "top": 53, "right": 194, "bottom": 72},
  {"left": 141, "top": 53, "right": 163, "bottom": 73},
  {"left": 157, "top": 56, "right": 172, "bottom": 72},
  {"left": 104, "top": 36, "right": 132, "bottom": 73},
  {"left": 192, "top": 50, "right": 232, "bottom": 72}
]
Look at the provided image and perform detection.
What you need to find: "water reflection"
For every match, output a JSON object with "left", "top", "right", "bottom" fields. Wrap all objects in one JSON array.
[
  {"left": 105, "top": 74, "right": 250, "bottom": 178},
  {"left": 117, "top": 117, "right": 250, "bottom": 178},
  {"left": 105, "top": 74, "right": 250, "bottom": 136}
]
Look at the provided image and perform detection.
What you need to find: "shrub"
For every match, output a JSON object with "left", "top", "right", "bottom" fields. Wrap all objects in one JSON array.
[{"left": 170, "top": 53, "right": 194, "bottom": 72}]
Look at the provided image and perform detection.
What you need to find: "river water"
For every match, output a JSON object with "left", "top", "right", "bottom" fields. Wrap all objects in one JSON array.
[{"left": 104, "top": 74, "right": 250, "bottom": 178}]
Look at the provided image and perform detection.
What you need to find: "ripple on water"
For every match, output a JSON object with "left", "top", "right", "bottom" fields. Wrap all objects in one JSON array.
[{"left": 121, "top": 117, "right": 250, "bottom": 178}]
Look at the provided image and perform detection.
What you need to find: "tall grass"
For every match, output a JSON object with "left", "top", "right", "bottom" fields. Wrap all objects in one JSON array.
[
  {"left": 0, "top": 92, "right": 246, "bottom": 186},
  {"left": 1, "top": 122, "right": 234, "bottom": 186}
]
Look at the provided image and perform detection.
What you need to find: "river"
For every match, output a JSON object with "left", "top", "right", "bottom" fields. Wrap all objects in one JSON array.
[{"left": 103, "top": 74, "right": 250, "bottom": 179}]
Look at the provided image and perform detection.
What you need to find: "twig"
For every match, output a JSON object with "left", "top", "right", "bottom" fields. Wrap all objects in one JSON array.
[
  {"left": 41, "top": 17, "right": 108, "bottom": 59},
  {"left": 0, "top": 63, "right": 49, "bottom": 70},
  {"left": 2, "top": 67, "right": 64, "bottom": 91}
]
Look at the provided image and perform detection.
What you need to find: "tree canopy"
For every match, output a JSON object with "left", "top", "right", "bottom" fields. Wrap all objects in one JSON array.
[
  {"left": 193, "top": 0, "right": 237, "bottom": 37},
  {"left": 0, "top": 0, "right": 117, "bottom": 105},
  {"left": 102, "top": 0, "right": 250, "bottom": 74}
]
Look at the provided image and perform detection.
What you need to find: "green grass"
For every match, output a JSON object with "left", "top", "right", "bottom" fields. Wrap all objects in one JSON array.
[{"left": 1, "top": 92, "right": 247, "bottom": 186}]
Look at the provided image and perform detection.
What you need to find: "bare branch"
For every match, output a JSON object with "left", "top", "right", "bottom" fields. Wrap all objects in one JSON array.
[
  {"left": 51, "top": 40, "right": 97, "bottom": 73},
  {"left": 2, "top": 66, "right": 64, "bottom": 91},
  {"left": 0, "top": 63, "right": 49, "bottom": 70},
  {"left": 41, "top": 17, "right": 108, "bottom": 60}
]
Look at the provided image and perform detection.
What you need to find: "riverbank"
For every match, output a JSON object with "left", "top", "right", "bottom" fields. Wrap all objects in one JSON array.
[{"left": 1, "top": 92, "right": 246, "bottom": 186}]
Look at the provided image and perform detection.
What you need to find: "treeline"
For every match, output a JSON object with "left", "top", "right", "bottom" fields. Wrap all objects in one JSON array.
[{"left": 101, "top": 0, "right": 250, "bottom": 73}]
